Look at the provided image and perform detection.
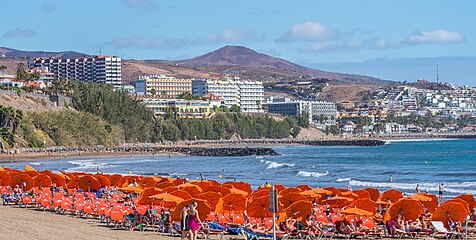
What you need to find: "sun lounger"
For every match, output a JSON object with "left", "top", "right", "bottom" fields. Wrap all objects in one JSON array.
[{"left": 431, "top": 221, "right": 463, "bottom": 239}]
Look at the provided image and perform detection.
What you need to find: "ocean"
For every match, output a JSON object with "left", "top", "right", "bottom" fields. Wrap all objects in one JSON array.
[{"left": 3, "top": 139, "right": 475, "bottom": 197}]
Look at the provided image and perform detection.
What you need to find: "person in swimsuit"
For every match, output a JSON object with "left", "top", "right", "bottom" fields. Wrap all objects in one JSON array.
[
  {"left": 181, "top": 204, "right": 191, "bottom": 240},
  {"left": 188, "top": 201, "right": 204, "bottom": 240},
  {"left": 438, "top": 183, "right": 444, "bottom": 203}
]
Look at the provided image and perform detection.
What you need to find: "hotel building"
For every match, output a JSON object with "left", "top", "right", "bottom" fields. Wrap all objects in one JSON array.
[{"left": 136, "top": 75, "right": 192, "bottom": 98}]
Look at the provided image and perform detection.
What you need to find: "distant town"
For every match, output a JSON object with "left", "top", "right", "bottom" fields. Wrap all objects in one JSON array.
[{"left": 1, "top": 54, "right": 475, "bottom": 138}]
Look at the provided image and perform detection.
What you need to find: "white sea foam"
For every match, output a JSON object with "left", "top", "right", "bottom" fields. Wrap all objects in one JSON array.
[
  {"left": 349, "top": 180, "right": 476, "bottom": 195},
  {"left": 260, "top": 159, "right": 295, "bottom": 169},
  {"left": 297, "top": 171, "right": 329, "bottom": 178},
  {"left": 337, "top": 178, "right": 351, "bottom": 182},
  {"left": 385, "top": 138, "right": 457, "bottom": 143},
  {"left": 67, "top": 160, "right": 99, "bottom": 171},
  {"left": 29, "top": 162, "right": 43, "bottom": 166}
]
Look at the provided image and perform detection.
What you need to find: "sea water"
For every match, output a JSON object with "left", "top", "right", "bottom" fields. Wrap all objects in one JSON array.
[{"left": 3, "top": 139, "right": 475, "bottom": 197}]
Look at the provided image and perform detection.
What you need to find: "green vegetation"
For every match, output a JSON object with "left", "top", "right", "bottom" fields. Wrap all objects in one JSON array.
[
  {"left": 15, "top": 62, "right": 40, "bottom": 81},
  {"left": 0, "top": 105, "right": 23, "bottom": 147},
  {"left": 28, "top": 110, "right": 123, "bottom": 147}
]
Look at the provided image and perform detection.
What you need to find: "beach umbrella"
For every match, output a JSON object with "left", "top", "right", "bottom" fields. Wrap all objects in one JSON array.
[
  {"left": 274, "top": 184, "right": 286, "bottom": 192},
  {"left": 138, "top": 187, "right": 163, "bottom": 205},
  {"left": 45, "top": 172, "right": 66, "bottom": 187},
  {"left": 352, "top": 189, "right": 371, "bottom": 199},
  {"left": 281, "top": 200, "right": 313, "bottom": 221},
  {"left": 279, "top": 187, "right": 302, "bottom": 196},
  {"left": 10, "top": 173, "right": 34, "bottom": 191},
  {"left": 93, "top": 174, "right": 111, "bottom": 187},
  {"left": 194, "top": 181, "right": 213, "bottom": 192},
  {"left": 421, "top": 193, "right": 439, "bottom": 213},
  {"left": 385, "top": 197, "right": 424, "bottom": 221},
  {"left": 150, "top": 193, "right": 184, "bottom": 204},
  {"left": 156, "top": 181, "right": 175, "bottom": 189},
  {"left": 279, "top": 193, "right": 308, "bottom": 209},
  {"left": 339, "top": 191, "right": 359, "bottom": 201},
  {"left": 300, "top": 190, "right": 324, "bottom": 201},
  {"left": 229, "top": 187, "right": 249, "bottom": 196},
  {"left": 349, "top": 198, "right": 378, "bottom": 213},
  {"left": 170, "top": 190, "right": 193, "bottom": 201},
  {"left": 170, "top": 199, "right": 211, "bottom": 222},
  {"left": 442, "top": 199, "right": 470, "bottom": 212},
  {"left": 198, "top": 192, "right": 222, "bottom": 211},
  {"left": 223, "top": 181, "right": 252, "bottom": 196},
  {"left": 215, "top": 193, "right": 247, "bottom": 215},
  {"left": 207, "top": 185, "right": 232, "bottom": 196},
  {"left": 296, "top": 184, "right": 312, "bottom": 191},
  {"left": 363, "top": 188, "right": 380, "bottom": 201},
  {"left": 32, "top": 174, "right": 52, "bottom": 188},
  {"left": 139, "top": 176, "right": 160, "bottom": 189},
  {"left": 322, "top": 196, "right": 354, "bottom": 208},
  {"left": 178, "top": 183, "right": 203, "bottom": 197},
  {"left": 378, "top": 188, "right": 403, "bottom": 203},
  {"left": 454, "top": 194, "right": 475, "bottom": 210},
  {"left": 78, "top": 175, "right": 101, "bottom": 191},
  {"left": 342, "top": 207, "right": 374, "bottom": 216},
  {"left": 172, "top": 178, "right": 185, "bottom": 186},
  {"left": 323, "top": 186, "right": 341, "bottom": 196},
  {"left": 0, "top": 166, "right": 4, "bottom": 172},
  {"left": 118, "top": 176, "right": 140, "bottom": 188},
  {"left": 120, "top": 185, "right": 143, "bottom": 194},
  {"left": 409, "top": 193, "right": 437, "bottom": 213},
  {"left": 24, "top": 165, "right": 38, "bottom": 173},
  {"left": 248, "top": 188, "right": 270, "bottom": 202},
  {"left": 0, "top": 172, "right": 11, "bottom": 186},
  {"left": 247, "top": 195, "right": 274, "bottom": 219},
  {"left": 431, "top": 202, "right": 470, "bottom": 229},
  {"left": 66, "top": 176, "right": 80, "bottom": 189},
  {"left": 108, "top": 174, "right": 123, "bottom": 187}
]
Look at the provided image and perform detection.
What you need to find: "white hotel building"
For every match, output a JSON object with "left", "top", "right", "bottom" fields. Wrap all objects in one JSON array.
[
  {"left": 193, "top": 77, "right": 264, "bottom": 113},
  {"left": 28, "top": 56, "right": 122, "bottom": 87}
]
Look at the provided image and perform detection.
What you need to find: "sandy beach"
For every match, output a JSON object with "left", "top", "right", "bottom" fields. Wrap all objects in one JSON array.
[{"left": 0, "top": 206, "right": 178, "bottom": 240}]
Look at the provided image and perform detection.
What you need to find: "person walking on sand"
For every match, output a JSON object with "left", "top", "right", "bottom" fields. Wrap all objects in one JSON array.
[
  {"left": 188, "top": 201, "right": 204, "bottom": 240},
  {"left": 181, "top": 204, "right": 191, "bottom": 240},
  {"left": 438, "top": 183, "right": 444, "bottom": 203}
]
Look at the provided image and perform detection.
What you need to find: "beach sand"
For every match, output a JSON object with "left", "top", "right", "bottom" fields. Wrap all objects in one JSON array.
[{"left": 0, "top": 206, "right": 178, "bottom": 240}]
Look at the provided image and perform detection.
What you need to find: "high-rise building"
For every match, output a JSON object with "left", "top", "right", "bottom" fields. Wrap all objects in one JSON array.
[
  {"left": 192, "top": 77, "right": 264, "bottom": 112},
  {"left": 266, "top": 98, "right": 337, "bottom": 124},
  {"left": 135, "top": 75, "right": 192, "bottom": 98},
  {"left": 28, "top": 56, "right": 122, "bottom": 87}
]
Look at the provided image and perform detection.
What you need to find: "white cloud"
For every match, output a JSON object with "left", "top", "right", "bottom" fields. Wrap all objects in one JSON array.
[
  {"left": 407, "top": 29, "right": 464, "bottom": 44},
  {"left": 194, "top": 28, "right": 257, "bottom": 45},
  {"left": 3, "top": 28, "right": 38, "bottom": 39},
  {"left": 276, "top": 22, "right": 337, "bottom": 43},
  {"left": 107, "top": 35, "right": 187, "bottom": 50}
]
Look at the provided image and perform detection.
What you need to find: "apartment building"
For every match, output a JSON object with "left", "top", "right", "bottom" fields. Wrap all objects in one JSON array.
[
  {"left": 141, "top": 99, "right": 211, "bottom": 118},
  {"left": 135, "top": 75, "right": 192, "bottom": 98},
  {"left": 28, "top": 56, "right": 122, "bottom": 87},
  {"left": 192, "top": 77, "right": 264, "bottom": 112},
  {"left": 266, "top": 98, "right": 337, "bottom": 124}
]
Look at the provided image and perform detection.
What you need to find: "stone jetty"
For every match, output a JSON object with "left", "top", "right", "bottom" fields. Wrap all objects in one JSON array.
[{"left": 152, "top": 147, "right": 280, "bottom": 156}]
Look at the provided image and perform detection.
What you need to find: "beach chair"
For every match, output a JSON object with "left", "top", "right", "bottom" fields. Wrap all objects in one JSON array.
[
  {"left": 82, "top": 203, "right": 96, "bottom": 218},
  {"left": 361, "top": 216, "right": 383, "bottom": 238},
  {"left": 21, "top": 195, "right": 34, "bottom": 208},
  {"left": 206, "top": 213, "right": 217, "bottom": 222},
  {"left": 110, "top": 210, "right": 126, "bottom": 229},
  {"left": 60, "top": 198, "right": 74, "bottom": 215},
  {"left": 431, "top": 221, "right": 463, "bottom": 239},
  {"left": 249, "top": 217, "right": 262, "bottom": 227},
  {"left": 217, "top": 213, "right": 231, "bottom": 224},
  {"left": 233, "top": 214, "right": 246, "bottom": 225},
  {"left": 263, "top": 217, "right": 274, "bottom": 230},
  {"left": 329, "top": 213, "right": 343, "bottom": 223},
  {"left": 39, "top": 196, "right": 53, "bottom": 210}
]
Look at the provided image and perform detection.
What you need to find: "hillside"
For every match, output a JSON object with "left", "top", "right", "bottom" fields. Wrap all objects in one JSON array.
[{"left": 0, "top": 47, "right": 85, "bottom": 59}]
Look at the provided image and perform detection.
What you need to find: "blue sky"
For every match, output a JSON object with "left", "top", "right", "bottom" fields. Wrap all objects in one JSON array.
[{"left": 1, "top": 0, "right": 475, "bottom": 85}]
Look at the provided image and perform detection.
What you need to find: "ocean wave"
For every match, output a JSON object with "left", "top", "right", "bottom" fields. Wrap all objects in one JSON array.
[
  {"left": 349, "top": 180, "right": 476, "bottom": 195},
  {"left": 29, "top": 162, "right": 43, "bottom": 166},
  {"left": 260, "top": 159, "right": 295, "bottom": 169},
  {"left": 67, "top": 160, "right": 100, "bottom": 172},
  {"left": 297, "top": 171, "right": 329, "bottom": 178},
  {"left": 337, "top": 178, "right": 351, "bottom": 182},
  {"left": 385, "top": 138, "right": 458, "bottom": 143}
]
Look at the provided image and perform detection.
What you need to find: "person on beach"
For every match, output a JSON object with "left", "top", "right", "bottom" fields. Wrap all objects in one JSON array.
[
  {"left": 181, "top": 204, "right": 191, "bottom": 240},
  {"left": 438, "top": 183, "right": 444, "bottom": 202},
  {"left": 389, "top": 175, "right": 393, "bottom": 183},
  {"left": 188, "top": 201, "right": 204, "bottom": 240},
  {"left": 415, "top": 184, "right": 420, "bottom": 193}
]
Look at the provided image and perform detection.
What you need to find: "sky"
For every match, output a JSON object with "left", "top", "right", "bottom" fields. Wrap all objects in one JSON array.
[{"left": 1, "top": 0, "right": 475, "bottom": 85}]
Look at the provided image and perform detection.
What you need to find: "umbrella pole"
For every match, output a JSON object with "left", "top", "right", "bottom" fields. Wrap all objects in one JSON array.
[{"left": 272, "top": 186, "right": 276, "bottom": 240}]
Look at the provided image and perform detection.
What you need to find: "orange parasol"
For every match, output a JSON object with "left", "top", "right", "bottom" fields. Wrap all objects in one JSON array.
[
  {"left": 169, "top": 190, "right": 193, "bottom": 201},
  {"left": 323, "top": 186, "right": 341, "bottom": 196},
  {"left": 140, "top": 176, "right": 160, "bottom": 189},
  {"left": 322, "top": 196, "right": 353, "bottom": 208},
  {"left": 24, "top": 165, "right": 38, "bottom": 173},
  {"left": 352, "top": 189, "right": 371, "bottom": 199},
  {"left": 281, "top": 200, "right": 313, "bottom": 221},
  {"left": 442, "top": 199, "right": 470, "bottom": 212},
  {"left": 156, "top": 181, "right": 175, "bottom": 189},
  {"left": 178, "top": 183, "right": 203, "bottom": 197},
  {"left": 195, "top": 181, "right": 213, "bottom": 192},
  {"left": 66, "top": 176, "right": 80, "bottom": 189},
  {"left": 274, "top": 184, "right": 286, "bottom": 192},
  {"left": 173, "top": 178, "right": 186, "bottom": 186},
  {"left": 47, "top": 173, "right": 66, "bottom": 187},
  {"left": 421, "top": 193, "right": 438, "bottom": 213},
  {"left": 150, "top": 193, "right": 184, "bottom": 208},
  {"left": 363, "top": 188, "right": 380, "bottom": 201},
  {"left": 0, "top": 172, "right": 11, "bottom": 186},
  {"left": 215, "top": 193, "right": 247, "bottom": 215},
  {"left": 279, "top": 193, "right": 308, "bottom": 209},
  {"left": 431, "top": 202, "right": 470, "bottom": 228},
  {"left": 248, "top": 188, "right": 270, "bottom": 202},
  {"left": 339, "top": 191, "right": 359, "bottom": 201},
  {"left": 342, "top": 207, "right": 374, "bottom": 216},
  {"left": 247, "top": 195, "right": 274, "bottom": 219},
  {"left": 300, "top": 190, "right": 324, "bottom": 202},
  {"left": 378, "top": 188, "right": 403, "bottom": 203},
  {"left": 120, "top": 185, "right": 144, "bottom": 194},
  {"left": 32, "top": 174, "right": 52, "bottom": 188},
  {"left": 279, "top": 187, "right": 302, "bottom": 196},
  {"left": 229, "top": 187, "right": 249, "bottom": 196},
  {"left": 296, "top": 184, "right": 312, "bottom": 191},
  {"left": 223, "top": 181, "right": 252, "bottom": 196},
  {"left": 93, "top": 174, "right": 111, "bottom": 188},
  {"left": 10, "top": 173, "right": 34, "bottom": 190},
  {"left": 118, "top": 176, "right": 140, "bottom": 188},
  {"left": 138, "top": 187, "right": 163, "bottom": 205},
  {"left": 385, "top": 197, "right": 424, "bottom": 221},
  {"left": 199, "top": 192, "right": 222, "bottom": 211},
  {"left": 349, "top": 198, "right": 377, "bottom": 213},
  {"left": 454, "top": 194, "right": 475, "bottom": 210},
  {"left": 108, "top": 174, "right": 123, "bottom": 187},
  {"left": 170, "top": 199, "right": 211, "bottom": 222},
  {"left": 78, "top": 175, "right": 101, "bottom": 191},
  {"left": 208, "top": 185, "right": 232, "bottom": 196}
]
